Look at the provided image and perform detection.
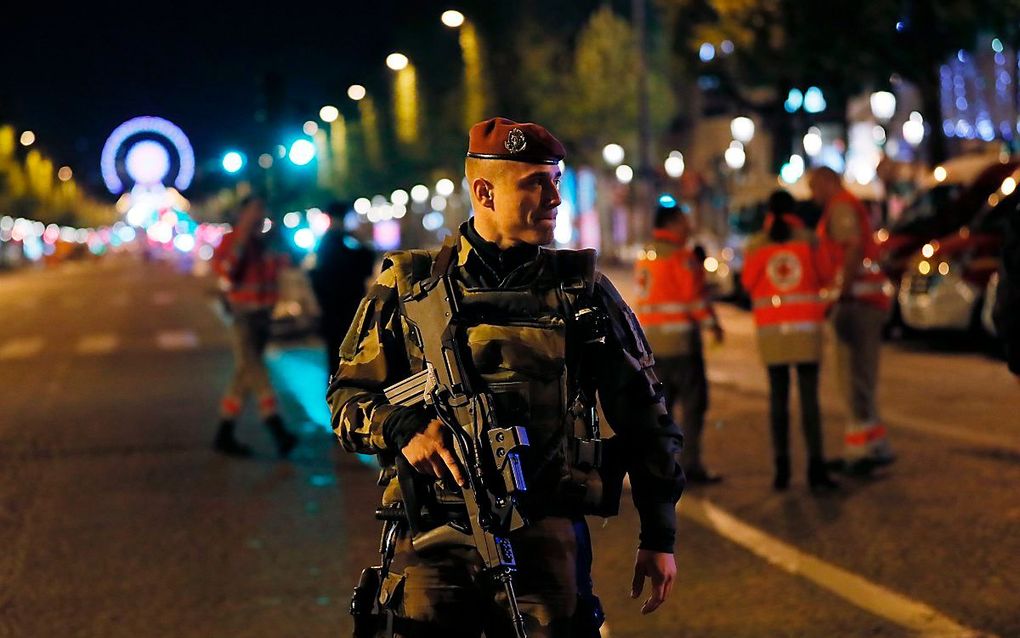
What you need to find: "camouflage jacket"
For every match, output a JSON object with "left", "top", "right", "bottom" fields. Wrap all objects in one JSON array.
[{"left": 327, "top": 223, "right": 685, "bottom": 552}]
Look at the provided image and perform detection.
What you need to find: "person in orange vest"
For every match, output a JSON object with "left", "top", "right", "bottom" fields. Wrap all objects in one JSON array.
[
  {"left": 211, "top": 195, "right": 298, "bottom": 458},
  {"left": 742, "top": 190, "right": 839, "bottom": 491},
  {"left": 809, "top": 167, "right": 895, "bottom": 474},
  {"left": 635, "top": 201, "right": 724, "bottom": 484}
]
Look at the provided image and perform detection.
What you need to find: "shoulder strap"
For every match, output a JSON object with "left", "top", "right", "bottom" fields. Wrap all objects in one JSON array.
[{"left": 549, "top": 248, "right": 597, "bottom": 296}]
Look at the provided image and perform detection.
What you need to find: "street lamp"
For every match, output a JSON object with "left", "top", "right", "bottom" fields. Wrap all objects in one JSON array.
[
  {"left": 347, "top": 85, "right": 366, "bottom": 101},
  {"left": 902, "top": 111, "right": 925, "bottom": 146},
  {"left": 615, "top": 164, "right": 634, "bottom": 184},
  {"left": 602, "top": 143, "right": 625, "bottom": 166},
  {"left": 386, "top": 53, "right": 409, "bottom": 71},
  {"left": 20, "top": 130, "right": 35, "bottom": 147},
  {"left": 319, "top": 105, "right": 339, "bottom": 123},
  {"left": 803, "top": 127, "right": 823, "bottom": 156},
  {"left": 57, "top": 166, "right": 73, "bottom": 182},
  {"left": 441, "top": 9, "right": 465, "bottom": 27}
]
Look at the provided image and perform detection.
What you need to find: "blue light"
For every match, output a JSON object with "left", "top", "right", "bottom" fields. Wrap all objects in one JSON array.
[
  {"left": 720, "top": 40, "right": 734, "bottom": 55},
  {"left": 895, "top": 20, "right": 905, "bottom": 32},
  {"left": 957, "top": 50, "right": 966, "bottom": 63},
  {"left": 658, "top": 194, "right": 677, "bottom": 208},
  {"left": 288, "top": 139, "right": 316, "bottom": 166},
  {"left": 294, "top": 227, "right": 316, "bottom": 249},
  {"left": 784, "top": 88, "right": 803, "bottom": 113},
  {"left": 992, "top": 38, "right": 1003, "bottom": 53},
  {"left": 804, "top": 86, "right": 826, "bottom": 114},
  {"left": 222, "top": 151, "right": 244, "bottom": 174},
  {"left": 699, "top": 42, "right": 715, "bottom": 62},
  {"left": 955, "top": 97, "right": 968, "bottom": 111},
  {"left": 943, "top": 120, "right": 955, "bottom": 137}
]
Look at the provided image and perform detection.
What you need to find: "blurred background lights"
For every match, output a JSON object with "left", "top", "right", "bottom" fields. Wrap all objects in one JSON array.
[
  {"left": 441, "top": 10, "right": 465, "bottom": 27},
  {"left": 422, "top": 211, "right": 445, "bottom": 231},
  {"left": 698, "top": 42, "right": 715, "bottom": 62},
  {"left": 303, "top": 120, "right": 319, "bottom": 136},
  {"left": 902, "top": 112, "right": 925, "bottom": 146},
  {"left": 723, "top": 141, "right": 746, "bottom": 170},
  {"left": 730, "top": 117, "right": 755, "bottom": 143},
  {"left": 173, "top": 234, "right": 195, "bottom": 253},
  {"left": 803, "top": 86, "right": 826, "bottom": 113},
  {"left": 784, "top": 89, "right": 804, "bottom": 113},
  {"left": 125, "top": 140, "right": 171, "bottom": 185},
  {"left": 658, "top": 194, "right": 677, "bottom": 208},
  {"left": 431, "top": 195, "right": 448, "bottom": 211},
  {"left": 869, "top": 91, "right": 897, "bottom": 121},
  {"left": 347, "top": 84, "right": 367, "bottom": 101},
  {"left": 664, "top": 151, "right": 685, "bottom": 178},
  {"left": 615, "top": 164, "right": 634, "bottom": 184},
  {"left": 288, "top": 139, "right": 316, "bottom": 166},
  {"left": 294, "top": 228, "right": 316, "bottom": 250},
  {"left": 391, "top": 189, "right": 409, "bottom": 206},
  {"left": 101, "top": 116, "right": 194, "bottom": 193},
  {"left": 435, "top": 178, "right": 455, "bottom": 196},
  {"left": 410, "top": 184, "right": 430, "bottom": 203},
  {"left": 258, "top": 153, "right": 273, "bottom": 169},
  {"left": 354, "top": 198, "right": 371, "bottom": 215},
  {"left": 602, "top": 143, "right": 625, "bottom": 166},
  {"left": 20, "top": 130, "right": 36, "bottom": 146},
  {"left": 803, "top": 127, "right": 823, "bottom": 156},
  {"left": 319, "top": 105, "right": 339, "bottom": 123},
  {"left": 283, "top": 211, "right": 301, "bottom": 228},
  {"left": 221, "top": 151, "right": 244, "bottom": 174},
  {"left": 57, "top": 166, "right": 73, "bottom": 182},
  {"left": 780, "top": 154, "right": 805, "bottom": 184},
  {"left": 386, "top": 53, "right": 409, "bottom": 71}
]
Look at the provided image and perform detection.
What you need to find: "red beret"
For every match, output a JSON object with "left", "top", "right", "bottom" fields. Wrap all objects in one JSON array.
[{"left": 466, "top": 117, "right": 565, "bottom": 165}]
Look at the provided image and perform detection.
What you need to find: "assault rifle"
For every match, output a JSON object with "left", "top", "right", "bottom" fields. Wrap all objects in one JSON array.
[{"left": 382, "top": 271, "right": 531, "bottom": 638}]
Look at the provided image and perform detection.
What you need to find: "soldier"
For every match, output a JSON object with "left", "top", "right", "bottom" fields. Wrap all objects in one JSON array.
[
  {"left": 211, "top": 196, "right": 298, "bottom": 458},
  {"left": 328, "top": 117, "right": 684, "bottom": 637},
  {"left": 634, "top": 202, "right": 724, "bottom": 484},
  {"left": 809, "top": 167, "right": 895, "bottom": 473}
]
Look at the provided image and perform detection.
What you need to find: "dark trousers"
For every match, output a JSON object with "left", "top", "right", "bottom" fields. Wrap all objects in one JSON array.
[
  {"left": 656, "top": 352, "right": 709, "bottom": 472},
  {"left": 766, "top": 363, "right": 823, "bottom": 461}
]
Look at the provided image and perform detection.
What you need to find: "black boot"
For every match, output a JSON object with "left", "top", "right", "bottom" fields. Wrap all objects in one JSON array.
[
  {"left": 214, "top": 419, "right": 253, "bottom": 457},
  {"left": 264, "top": 414, "right": 297, "bottom": 458},
  {"left": 808, "top": 457, "right": 839, "bottom": 493},
  {"left": 773, "top": 456, "right": 791, "bottom": 491}
]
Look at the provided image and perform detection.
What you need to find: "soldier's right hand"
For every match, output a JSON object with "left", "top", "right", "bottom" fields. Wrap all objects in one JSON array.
[{"left": 400, "top": 419, "right": 467, "bottom": 487}]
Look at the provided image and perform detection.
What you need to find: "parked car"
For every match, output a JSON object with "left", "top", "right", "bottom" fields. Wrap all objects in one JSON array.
[{"left": 898, "top": 167, "right": 1018, "bottom": 334}]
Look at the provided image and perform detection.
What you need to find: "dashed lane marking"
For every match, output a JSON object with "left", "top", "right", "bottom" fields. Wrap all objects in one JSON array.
[
  {"left": 75, "top": 334, "right": 119, "bottom": 355},
  {"left": 679, "top": 496, "right": 994, "bottom": 637},
  {"left": 155, "top": 330, "right": 199, "bottom": 350},
  {"left": 0, "top": 336, "right": 45, "bottom": 360}
]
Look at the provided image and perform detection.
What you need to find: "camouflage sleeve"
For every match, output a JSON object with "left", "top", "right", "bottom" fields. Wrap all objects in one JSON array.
[
  {"left": 593, "top": 272, "right": 685, "bottom": 553},
  {"left": 326, "top": 265, "right": 415, "bottom": 454}
]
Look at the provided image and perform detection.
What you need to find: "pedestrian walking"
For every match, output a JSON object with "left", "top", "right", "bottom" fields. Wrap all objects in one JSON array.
[
  {"left": 310, "top": 201, "right": 376, "bottom": 379},
  {"left": 809, "top": 167, "right": 895, "bottom": 473},
  {"left": 635, "top": 201, "right": 724, "bottom": 484},
  {"left": 742, "top": 190, "right": 838, "bottom": 491},
  {"left": 329, "top": 117, "right": 684, "bottom": 637},
  {"left": 211, "top": 196, "right": 298, "bottom": 458}
]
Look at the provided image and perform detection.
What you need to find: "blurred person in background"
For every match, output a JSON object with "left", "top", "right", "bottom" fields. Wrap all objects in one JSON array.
[
  {"left": 810, "top": 167, "right": 895, "bottom": 474},
  {"left": 310, "top": 200, "right": 376, "bottom": 378},
  {"left": 635, "top": 202, "right": 725, "bottom": 484},
  {"left": 994, "top": 199, "right": 1020, "bottom": 380},
  {"left": 211, "top": 196, "right": 298, "bottom": 458},
  {"left": 742, "top": 190, "right": 838, "bottom": 492}
]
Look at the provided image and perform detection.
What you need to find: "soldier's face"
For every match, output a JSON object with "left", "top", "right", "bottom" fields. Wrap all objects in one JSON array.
[{"left": 492, "top": 163, "right": 563, "bottom": 246}]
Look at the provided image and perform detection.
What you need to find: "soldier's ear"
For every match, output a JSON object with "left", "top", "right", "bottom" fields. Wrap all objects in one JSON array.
[{"left": 472, "top": 178, "right": 495, "bottom": 211}]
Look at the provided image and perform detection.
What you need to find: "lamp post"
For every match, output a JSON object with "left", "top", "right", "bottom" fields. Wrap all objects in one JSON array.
[{"left": 442, "top": 10, "right": 486, "bottom": 129}]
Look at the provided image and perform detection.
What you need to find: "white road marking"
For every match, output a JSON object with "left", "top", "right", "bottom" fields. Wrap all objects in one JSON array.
[
  {"left": 0, "top": 336, "right": 45, "bottom": 360},
  {"left": 156, "top": 330, "right": 199, "bottom": 350},
  {"left": 75, "top": 334, "right": 119, "bottom": 355},
  {"left": 679, "top": 496, "right": 993, "bottom": 637},
  {"left": 152, "top": 291, "right": 176, "bottom": 305}
]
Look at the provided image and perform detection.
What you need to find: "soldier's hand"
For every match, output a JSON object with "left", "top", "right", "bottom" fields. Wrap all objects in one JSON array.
[
  {"left": 631, "top": 549, "right": 676, "bottom": 614},
  {"left": 400, "top": 419, "right": 467, "bottom": 487}
]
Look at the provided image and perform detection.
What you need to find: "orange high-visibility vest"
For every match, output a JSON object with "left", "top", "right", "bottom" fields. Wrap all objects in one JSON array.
[
  {"left": 213, "top": 231, "right": 286, "bottom": 310},
  {"left": 817, "top": 189, "right": 891, "bottom": 311},
  {"left": 742, "top": 215, "right": 830, "bottom": 334},
  {"left": 634, "top": 229, "right": 713, "bottom": 356}
]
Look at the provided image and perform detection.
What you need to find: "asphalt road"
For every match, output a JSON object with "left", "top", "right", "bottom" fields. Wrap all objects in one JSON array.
[{"left": 0, "top": 256, "right": 1016, "bottom": 637}]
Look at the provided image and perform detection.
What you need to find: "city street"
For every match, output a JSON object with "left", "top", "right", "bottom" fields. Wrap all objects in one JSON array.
[{"left": 1, "top": 256, "right": 1017, "bottom": 637}]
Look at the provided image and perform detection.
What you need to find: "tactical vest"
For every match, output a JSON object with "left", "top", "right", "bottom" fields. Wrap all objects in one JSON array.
[{"left": 383, "top": 242, "right": 623, "bottom": 524}]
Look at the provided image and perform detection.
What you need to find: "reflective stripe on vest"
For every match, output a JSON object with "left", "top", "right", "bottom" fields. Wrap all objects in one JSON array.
[
  {"left": 752, "top": 292, "right": 825, "bottom": 310},
  {"left": 636, "top": 300, "right": 707, "bottom": 315},
  {"left": 757, "top": 322, "right": 823, "bottom": 336}
]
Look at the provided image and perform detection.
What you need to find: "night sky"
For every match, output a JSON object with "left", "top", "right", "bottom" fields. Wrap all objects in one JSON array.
[{"left": 3, "top": 1, "right": 612, "bottom": 201}]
